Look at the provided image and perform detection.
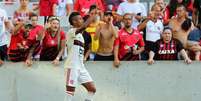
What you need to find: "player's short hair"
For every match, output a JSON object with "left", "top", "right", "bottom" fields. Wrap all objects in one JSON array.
[
  {"left": 48, "top": 16, "right": 60, "bottom": 23},
  {"left": 104, "top": 11, "right": 113, "bottom": 16},
  {"left": 24, "top": 23, "right": 33, "bottom": 29},
  {"left": 123, "top": 13, "right": 133, "bottom": 19},
  {"left": 163, "top": 26, "right": 173, "bottom": 32},
  {"left": 89, "top": 5, "right": 97, "bottom": 13},
  {"left": 29, "top": 13, "right": 38, "bottom": 20},
  {"left": 151, "top": 3, "right": 161, "bottom": 11},
  {"left": 176, "top": 4, "right": 187, "bottom": 11},
  {"left": 69, "top": 12, "right": 80, "bottom": 26}
]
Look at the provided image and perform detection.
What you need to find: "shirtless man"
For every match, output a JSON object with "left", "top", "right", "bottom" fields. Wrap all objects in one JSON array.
[
  {"left": 169, "top": 4, "right": 193, "bottom": 49},
  {"left": 14, "top": 0, "right": 33, "bottom": 22},
  {"left": 94, "top": 11, "right": 118, "bottom": 61}
]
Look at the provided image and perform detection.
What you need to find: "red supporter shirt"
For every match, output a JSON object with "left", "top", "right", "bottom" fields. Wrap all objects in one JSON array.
[
  {"left": 114, "top": 28, "right": 145, "bottom": 60},
  {"left": 8, "top": 29, "right": 29, "bottom": 61},
  {"left": 28, "top": 25, "right": 44, "bottom": 56},
  {"left": 74, "top": 0, "right": 105, "bottom": 17},
  {"left": 40, "top": 30, "right": 66, "bottom": 60},
  {"left": 9, "top": 29, "right": 27, "bottom": 50},
  {"left": 42, "top": 30, "right": 65, "bottom": 48},
  {"left": 28, "top": 25, "right": 44, "bottom": 43},
  {"left": 39, "top": 0, "right": 58, "bottom": 16}
]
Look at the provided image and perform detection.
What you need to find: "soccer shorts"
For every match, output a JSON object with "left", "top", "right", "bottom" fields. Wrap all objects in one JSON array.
[{"left": 66, "top": 67, "right": 93, "bottom": 87}]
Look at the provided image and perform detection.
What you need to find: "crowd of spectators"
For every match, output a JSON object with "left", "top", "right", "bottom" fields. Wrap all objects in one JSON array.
[{"left": 0, "top": 0, "right": 201, "bottom": 67}]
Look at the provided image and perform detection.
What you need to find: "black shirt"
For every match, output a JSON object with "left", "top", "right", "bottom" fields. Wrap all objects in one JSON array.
[{"left": 151, "top": 39, "right": 184, "bottom": 60}]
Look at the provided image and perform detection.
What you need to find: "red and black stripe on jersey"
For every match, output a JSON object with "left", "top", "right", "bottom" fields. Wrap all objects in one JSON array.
[
  {"left": 40, "top": 46, "right": 59, "bottom": 61},
  {"left": 151, "top": 39, "right": 184, "bottom": 60},
  {"left": 8, "top": 49, "right": 28, "bottom": 62}
]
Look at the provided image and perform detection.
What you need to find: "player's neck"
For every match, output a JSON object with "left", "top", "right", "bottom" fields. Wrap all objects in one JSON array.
[
  {"left": 19, "top": 6, "right": 28, "bottom": 12},
  {"left": 125, "top": 27, "right": 133, "bottom": 34}
]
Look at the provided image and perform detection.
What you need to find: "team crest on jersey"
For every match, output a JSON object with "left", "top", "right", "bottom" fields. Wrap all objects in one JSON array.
[
  {"left": 160, "top": 44, "right": 164, "bottom": 47},
  {"left": 51, "top": 40, "right": 55, "bottom": 44}
]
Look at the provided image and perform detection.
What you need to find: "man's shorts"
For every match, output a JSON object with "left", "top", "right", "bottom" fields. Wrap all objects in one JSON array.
[{"left": 66, "top": 67, "right": 93, "bottom": 87}]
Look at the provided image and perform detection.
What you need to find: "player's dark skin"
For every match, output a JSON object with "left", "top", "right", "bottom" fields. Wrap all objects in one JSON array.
[{"left": 66, "top": 14, "right": 96, "bottom": 95}]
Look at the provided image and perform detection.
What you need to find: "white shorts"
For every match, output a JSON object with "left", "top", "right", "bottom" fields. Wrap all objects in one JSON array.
[{"left": 66, "top": 67, "right": 93, "bottom": 87}]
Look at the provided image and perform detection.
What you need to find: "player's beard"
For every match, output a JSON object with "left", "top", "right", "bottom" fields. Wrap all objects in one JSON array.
[{"left": 125, "top": 25, "right": 131, "bottom": 29}]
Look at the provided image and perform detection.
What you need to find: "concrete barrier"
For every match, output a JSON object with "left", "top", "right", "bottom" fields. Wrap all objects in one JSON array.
[{"left": 0, "top": 61, "right": 201, "bottom": 101}]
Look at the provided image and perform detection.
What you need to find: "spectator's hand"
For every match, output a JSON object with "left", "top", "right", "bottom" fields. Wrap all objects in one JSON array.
[
  {"left": 132, "top": 49, "right": 140, "bottom": 55},
  {"left": 0, "top": 59, "right": 4, "bottom": 65},
  {"left": 191, "top": 45, "right": 201, "bottom": 52},
  {"left": 113, "top": 59, "right": 120, "bottom": 68},
  {"left": 52, "top": 59, "right": 59, "bottom": 65},
  {"left": 147, "top": 59, "right": 154, "bottom": 65},
  {"left": 109, "top": 17, "right": 113, "bottom": 24},
  {"left": 184, "top": 58, "right": 192, "bottom": 64},
  {"left": 25, "top": 59, "right": 33, "bottom": 67}
]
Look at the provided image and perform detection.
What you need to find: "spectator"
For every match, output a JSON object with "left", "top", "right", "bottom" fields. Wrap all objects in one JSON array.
[
  {"left": 154, "top": 0, "right": 169, "bottom": 25},
  {"left": 165, "top": 0, "right": 193, "bottom": 19},
  {"left": 187, "top": 27, "right": 201, "bottom": 61},
  {"left": 117, "top": 0, "right": 147, "bottom": 28},
  {"left": 0, "top": 8, "right": 11, "bottom": 62},
  {"left": 14, "top": 0, "right": 33, "bottom": 22},
  {"left": 84, "top": 5, "right": 103, "bottom": 59},
  {"left": 26, "top": 17, "right": 66, "bottom": 66},
  {"left": 74, "top": 0, "right": 105, "bottom": 17},
  {"left": 40, "top": 17, "right": 66, "bottom": 65},
  {"left": 94, "top": 11, "right": 118, "bottom": 61},
  {"left": 8, "top": 23, "right": 32, "bottom": 62},
  {"left": 169, "top": 4, "right": 194, "bottom": 49},
  {"left": 113, "top": 13, "right": 145, "bottom": 67},
  {"left": 192, "top": 0, "right": 201, "bottom": 27},
  {"left": 27, "top": 13, "right": 44, "bottom": 60},
  {"left": 155, "top": 0, "right": 166, "bottom": 11},
  {"left": 102, "top": 0, "right": 124, "bottom": 11},
  {"left": 147, "top": 27, "right": 192, "bottom": 65},
  {"left": 56, "top": 0, "right": 73, "bottom": 16},
  {"left": 138, "top": 4, "right": 164, "bottom": 59},
  {"left": 39, "top": 0, "right": 58, "bottom": 16}
]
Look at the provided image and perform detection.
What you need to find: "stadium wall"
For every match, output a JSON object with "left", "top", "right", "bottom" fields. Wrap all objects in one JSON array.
[{"left": 0, "top": 61, "right": 201, "bottom": 101}]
